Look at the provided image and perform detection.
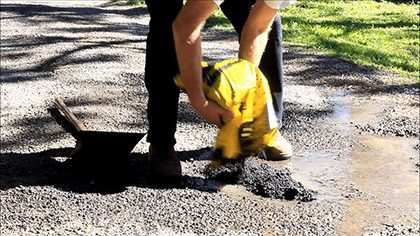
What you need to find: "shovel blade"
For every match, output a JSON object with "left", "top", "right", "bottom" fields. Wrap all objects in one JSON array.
[
  {"left": 72, "top": 130, "right": 145, "bottom": 160},
  {"left": 67, "top": 131, "right": 145, "bottom": 183}
]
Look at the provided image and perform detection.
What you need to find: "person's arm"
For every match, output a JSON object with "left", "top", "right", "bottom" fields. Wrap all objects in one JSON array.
[
  {"left": 173, "top": 0, "right": 232, "bottom": 127},
  {"left": 239, "top": 1, "right": 278, "bottom": 65}
]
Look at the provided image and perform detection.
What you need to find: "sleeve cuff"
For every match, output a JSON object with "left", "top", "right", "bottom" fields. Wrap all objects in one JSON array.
[
  {"left": 264, "top": 0, "right": 297, "bottom": 10},
  {"left": 213, "top": 0, "right": 224, "bottom": 6}
]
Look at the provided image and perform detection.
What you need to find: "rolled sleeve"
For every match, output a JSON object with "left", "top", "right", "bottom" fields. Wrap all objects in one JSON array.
[
  {"left": 264, "top": 0, "right": 297, "bottom": 10},
  {"left": 213, "top": 0, "right": 224, "bottom": 6}
]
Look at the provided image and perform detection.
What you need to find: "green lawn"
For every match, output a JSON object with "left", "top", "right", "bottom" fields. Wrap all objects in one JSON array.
[
  {"left": 207, "top": 0, "right": 419, "bottom": 81},
  {"left": 124, "top": 0, "right": 145, "bottom": 5},
  {"left": 125, "top": 0, "right": 419, "bottom": 80}
]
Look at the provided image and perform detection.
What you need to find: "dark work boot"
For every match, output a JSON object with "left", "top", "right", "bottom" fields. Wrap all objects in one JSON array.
[{"left": 148, "top": 145, "right": 182, "bottom": 179}]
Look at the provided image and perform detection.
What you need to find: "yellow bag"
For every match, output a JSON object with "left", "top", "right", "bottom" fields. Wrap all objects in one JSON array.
[{"left": 174, "top": 58, "right": 279, "bottom": 160}]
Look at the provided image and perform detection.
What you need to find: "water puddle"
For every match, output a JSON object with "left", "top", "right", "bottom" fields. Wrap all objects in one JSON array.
[
  {"left": 289, "top": 149, "right": 350, "bottom": 200},
  {"left": 285, "top": 92, "right": 419, "bottom": 234},
  {"left": 338, "top": 134, "right": 419, "bottom": 235},
  {"left": 340, "top": 95, "right": 418, "bottom": 235}
]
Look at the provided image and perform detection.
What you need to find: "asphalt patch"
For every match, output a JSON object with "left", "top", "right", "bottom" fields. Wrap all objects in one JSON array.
[{"left": 204, "top": 159, "right": 316, "bottom": 202}]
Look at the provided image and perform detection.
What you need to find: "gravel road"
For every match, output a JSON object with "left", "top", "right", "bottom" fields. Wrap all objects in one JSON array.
[{"left": 1, "top": 1, "right": 419, "bottom": 235}]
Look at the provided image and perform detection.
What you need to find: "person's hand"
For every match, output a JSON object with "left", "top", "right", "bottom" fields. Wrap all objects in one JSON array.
[{"left": 190, "top": 98, "right": 233, "bottom": 128}]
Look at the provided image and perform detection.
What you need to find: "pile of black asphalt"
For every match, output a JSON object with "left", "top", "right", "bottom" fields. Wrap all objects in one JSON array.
[{"left": 203, "top": 158, "right": 316, "bottom": 202}]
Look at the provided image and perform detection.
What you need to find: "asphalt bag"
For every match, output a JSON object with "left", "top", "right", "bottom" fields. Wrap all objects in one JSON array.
[{"left": 174, "top": 58, "right": 280, "bottom": 160}]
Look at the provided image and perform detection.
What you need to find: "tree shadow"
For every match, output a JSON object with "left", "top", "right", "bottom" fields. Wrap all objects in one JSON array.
[
  {"left": 284, "top": 15, "right": 417, "bottom": 34},
  {"left": 1, "top": 3, "right": 148, "bottom": 84},
  {"left": 0, "top": 3, "right": 148, "bottom": 22},
  {"left": 284, "top": 48, "right": 419, "bottom": 95},
  {"left": 1, "top": 38, "right": 146, "bottom": 84},
  {"left": 0, "top": 3, "right": 149, "bottom": 39},
  {"left": 0, "top": 94, "right": 149, "bottom": 151},
  {"left": 1, "top": 36, "right": 82, "bottom": 50}
]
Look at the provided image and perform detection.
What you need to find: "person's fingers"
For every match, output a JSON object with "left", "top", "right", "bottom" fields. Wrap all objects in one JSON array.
[
  {"left": 221, "top": 107, "right": 234, "bottom": 120},
  {"left": 208, "top": 101, "right": 233, "bottom": 127},
  {"left": 192, "top": 99, "right": 234, "bottom": 127},
  {"left": 216, "top": 108, "right": 233, "bottom": 128},
  {"left": 206, "top": 102, "right": 225, "bottom": 126}
]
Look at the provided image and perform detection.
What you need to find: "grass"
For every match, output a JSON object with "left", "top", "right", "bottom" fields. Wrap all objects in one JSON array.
[
  {"left": 127, "top": 0, "right": 145, "bottom": 5},
  {"left": 116, "top": 0, "right": 145, "bottom": 5},
  {"left": 207, "top": 0, "right": 419, "bottom": 81}
]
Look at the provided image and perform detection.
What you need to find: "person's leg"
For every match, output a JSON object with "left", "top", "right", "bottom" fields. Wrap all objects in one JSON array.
[
  {"left": 221, "top": 0, "right": 284, "bottom": 128},
  {"left": 219, "top": 0, "right": 252, "bottom": 37},
  {"left": 258, "top": 17, "right": 292, "bottom": 160},
  {"left": 145, "top": 0, "right": 183, "bottom": 178},
  {"left": 221, "top": 0, "right": 292, "bottom": 160},
  {"left": 145, "top": 0, "right": 182, "bottom": 147},
  {"left": 259, "top": 16, "right": 284, "bottom": 128}
]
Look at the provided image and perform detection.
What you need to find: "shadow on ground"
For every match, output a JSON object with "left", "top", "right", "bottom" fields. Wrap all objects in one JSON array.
[
  {"left": 1, "top": 105, "right": 214, "bottom": 194},
  {"left": 284, "top": 49, "right": 419, "bottom": 95},
  {"left": 0, "top": 98, "right": 148, "bottom": 151},
  {"left": 0, "top": 147, "right": 215, "bottom": 194},
  {"left": 0, "top": 3, "right": 148, "bottom": 23},
  {"left": 0, "top": 3, "right": 148, "bottom": 84}
]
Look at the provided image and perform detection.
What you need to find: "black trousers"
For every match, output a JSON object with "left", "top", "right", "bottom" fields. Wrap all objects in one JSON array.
[{"left": 144, "top": 0, "right": 285, "bottom": 147}]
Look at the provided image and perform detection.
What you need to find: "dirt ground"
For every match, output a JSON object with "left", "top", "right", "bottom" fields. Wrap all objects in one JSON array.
[{"left": 1, "top": 1, "right": 419, "bottom": 235}]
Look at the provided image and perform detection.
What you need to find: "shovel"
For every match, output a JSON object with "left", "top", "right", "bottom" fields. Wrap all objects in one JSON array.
[{"left": 53, "top": 96, "right": 145, "bottom": 170}]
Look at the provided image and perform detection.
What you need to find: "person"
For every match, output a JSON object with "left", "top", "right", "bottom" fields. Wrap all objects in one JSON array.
[
  {"left": 145, "top": 0, "right": 294, "bottom": 179},
  {"left": 144, "top": 0, "right": 183, "bottom": 179}
]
